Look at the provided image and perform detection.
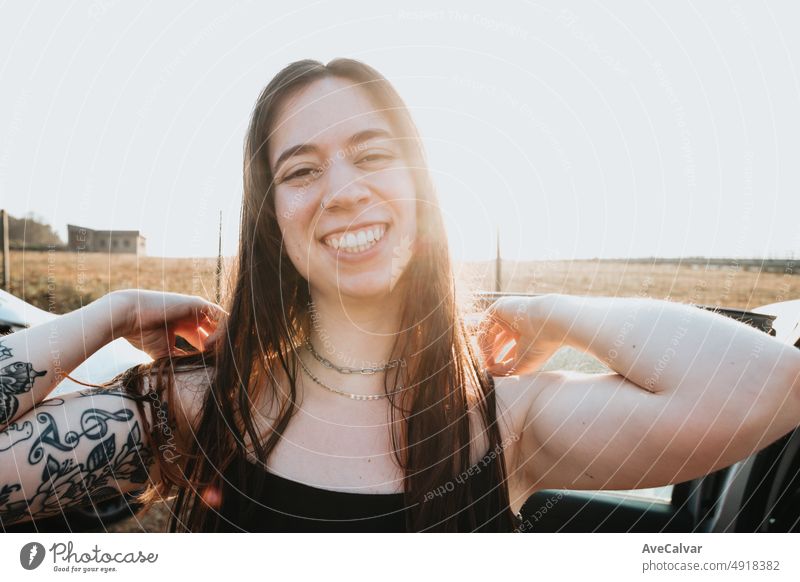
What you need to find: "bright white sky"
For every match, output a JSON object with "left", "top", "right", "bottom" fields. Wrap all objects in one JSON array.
[{"left": 0, "top": 0, "right": 798, "bottom": 261}]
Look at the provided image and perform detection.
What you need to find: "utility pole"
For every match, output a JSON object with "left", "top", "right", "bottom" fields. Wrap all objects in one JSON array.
[{"left": 215, "top": 211, "right": 222, "bottom": 305}]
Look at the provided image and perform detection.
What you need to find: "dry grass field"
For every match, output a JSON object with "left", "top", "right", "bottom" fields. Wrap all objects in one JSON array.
[
  {"left": 6, "top": 250, "right": 798, "bottom": 531},
  {"left": 7, "top": 250, "right": 235, "bottom": 314},
  {"left": 9, "top": 250, "right": 797, "bottom": 314},
  {"left": 457, "top": 258, "right": 798, "bottom": 311}
]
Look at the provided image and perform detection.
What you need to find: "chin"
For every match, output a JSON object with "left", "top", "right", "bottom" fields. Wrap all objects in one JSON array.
[{"left": 333, "top": 272, "right": 399, "bottom": 299}]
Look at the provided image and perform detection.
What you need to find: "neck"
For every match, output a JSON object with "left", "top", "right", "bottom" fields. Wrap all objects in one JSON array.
[
  {"left": 300, "top": 290, "right": 406, "bottom": 398},
  {"left": 307, "top": 291, "right": 405, "bottom": 369}
]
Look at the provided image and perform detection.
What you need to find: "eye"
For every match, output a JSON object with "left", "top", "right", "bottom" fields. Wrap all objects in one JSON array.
[
  {"left": 283, "top": 167, "right": 321, "bottom": 182},
  {"left": 357, "top": 153, "right": 393, "bottom": 165}
]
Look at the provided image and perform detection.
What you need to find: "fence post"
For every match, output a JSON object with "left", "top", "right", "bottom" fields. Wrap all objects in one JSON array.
[{"left": 0, "top": 209, "right": 8, "bottom": 290}]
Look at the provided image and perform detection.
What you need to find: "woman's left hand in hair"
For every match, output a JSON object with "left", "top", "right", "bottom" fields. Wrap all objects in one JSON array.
[{"left": 477, "top": 294, "right": 568, "bottom": 377}]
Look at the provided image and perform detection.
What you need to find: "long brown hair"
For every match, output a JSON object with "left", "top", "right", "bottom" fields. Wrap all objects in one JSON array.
[{"left": 121, "top": 58, "right": 517, "bottom": 532}]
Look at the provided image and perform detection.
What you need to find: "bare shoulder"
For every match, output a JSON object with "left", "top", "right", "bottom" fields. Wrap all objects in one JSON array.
[
  {"left": 491, "top": 371, "right": 562, "bottom": 437},
  {"left": 141, "top": 364, "right": 216, "bottom": 437},
  {"left": 463, "top": 370, "right": 556, "bottom": 467},
  {"left": 489, "top": 371, "right": 565, "bottom": 477},
  {"left": 175, "top": 365, "right": 215, "bottom": 420}
]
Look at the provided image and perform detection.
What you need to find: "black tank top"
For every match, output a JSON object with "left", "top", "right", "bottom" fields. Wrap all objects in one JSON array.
[
  {"left": 213, "top": 375, "right": 520, "bottom": 532},
  {"left": 214, "top": 449, "right": 517, "bottom": 532}
]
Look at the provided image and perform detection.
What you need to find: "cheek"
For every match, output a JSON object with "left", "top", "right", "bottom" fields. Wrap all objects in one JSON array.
[
  {"left": 274, "top": 190, "right": 318, "bottom": 256},
  {"left": 274, "top": 187, "right": 316, "bottom": 223},
  {"left": 394, "top": 189, "right": 418, "bottom": 236},
  {"left": 377, "top": 171, "right": 417, "bottom": 227}
]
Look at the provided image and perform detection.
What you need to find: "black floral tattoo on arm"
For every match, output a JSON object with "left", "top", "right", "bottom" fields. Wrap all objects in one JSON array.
[
  {"left": 0, "top": 341, "right": 11, "bottom": 362},
  {"left": 0, "top": 421, "right": 33, "bottom": 452},
  {"left": 0, "top": 361, "right": 47, "bottom": 425},
  {"left": 0, "top": 390, "right": 154, "bottom": 526}
]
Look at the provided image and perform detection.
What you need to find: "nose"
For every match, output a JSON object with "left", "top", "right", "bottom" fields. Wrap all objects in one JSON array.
[{"left": 321, "top": 160, "right": 372, "bottom": 211}]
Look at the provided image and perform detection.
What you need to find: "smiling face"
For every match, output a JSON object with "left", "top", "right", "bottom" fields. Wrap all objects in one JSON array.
[{"left": 270, "top": 77, "right": 418, "bottom": 300}]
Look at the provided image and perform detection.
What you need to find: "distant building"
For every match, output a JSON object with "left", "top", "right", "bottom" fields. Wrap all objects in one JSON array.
[{"left": 67, "top": 224, "right": 146, "bottom": 255}]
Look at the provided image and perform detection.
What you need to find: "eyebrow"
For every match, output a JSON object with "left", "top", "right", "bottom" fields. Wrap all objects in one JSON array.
[{"left": 273, "top": 128, "right": 394, "bottom": 172}]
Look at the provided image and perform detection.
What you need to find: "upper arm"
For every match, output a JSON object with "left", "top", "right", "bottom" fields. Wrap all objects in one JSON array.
[
  {"left": 0, "top": 366, "right": 211, "bottom": 527},
  {"left": 0, "top": 385, "right": 157, "bottom": 527},
  {"left": 514, "top": 370, "right": 778, "bottom": 493}
]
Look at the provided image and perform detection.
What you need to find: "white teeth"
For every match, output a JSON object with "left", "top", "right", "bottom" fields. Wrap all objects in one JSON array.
[{"left": 322, "top": 224, "right": 386, "bottom": 253}]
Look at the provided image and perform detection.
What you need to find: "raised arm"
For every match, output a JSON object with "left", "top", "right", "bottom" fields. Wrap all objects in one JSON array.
[
  {"left": 0, "top": 295, "right": 120, "bottom": 429},
  {"left": 0, "top": 289, "right": 225, "bottom": 526},
  {"left": 481, "top": 294, "right": 800, "bottom": 492},
  {"left": 0, "top": 290, "right": 222, "bottom": 430}
]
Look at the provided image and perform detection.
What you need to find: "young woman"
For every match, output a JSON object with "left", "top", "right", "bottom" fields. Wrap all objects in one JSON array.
[{"left": 1, "top": 59, "right": 798, "bottom": 533}]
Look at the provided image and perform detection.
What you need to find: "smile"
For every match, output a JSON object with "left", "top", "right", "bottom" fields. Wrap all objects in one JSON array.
[{"left": 321, "top": 223, "right": 387, "bottom": 254}]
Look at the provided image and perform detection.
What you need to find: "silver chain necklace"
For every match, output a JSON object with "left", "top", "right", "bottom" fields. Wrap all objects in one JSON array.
[
  {"left": 304, "top": 336, "right": 406, "bottom": 375},
  {"left": 296, "top": 349, "right": 406, "bottom": 401}
]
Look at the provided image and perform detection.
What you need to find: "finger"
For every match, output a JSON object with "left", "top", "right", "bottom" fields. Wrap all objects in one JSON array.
[
  {"left": 202, "top": 326, "right": 224, "bottom": 350},
  {"left": 489, "top": 331, "right": 516, "bottom": 364},
  {"left": 199, "top": 300, "right": 229, "bottom": 320},
  {"left": 486, "top": 356, "right": 519, "bottom": 377},
  {"left": 477, "top": 321, "right": 505, "bottom": 363},
  {"left": 165, "top": 299, "right": 226, "bottom": 328},
  {"left": 201, "top": 311, "right": 218, "bottom": 327},
  {"left": 481, "top": 308, "right": 517, "bottom": 337},
  {"left": 168, "top": 303, "right": 225, "bottom": 352},
  {"left": 489, "top": 325, "right": 519, "bottom": 364},
  {"left": 170, "top": 301, "right": 219, "bottom": 330},
  {"left": 481, "top": 315, "right": 519, "bottom": 359},
  {"left": 495, "top": 336, "right": 516, "bottom": 363},
  {"left": 173, "top": 322, "right": 210, "bottom": 352},
  {"left": 168, "top": 347, "right": 192, "bottom": 358},
  {"left": 199, "top": 305, "right": 227, "bottom": 337},
  {"left": 483, "top": 296, "right": 514, "bottom": 324}
]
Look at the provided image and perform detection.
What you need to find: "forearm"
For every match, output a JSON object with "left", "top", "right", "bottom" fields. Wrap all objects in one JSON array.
[
  {"left": 0, "top": 293, "right": 126, "bottom": 428},
  {"left": 546, "top": 293, "right": 800, "bottom": 404}
]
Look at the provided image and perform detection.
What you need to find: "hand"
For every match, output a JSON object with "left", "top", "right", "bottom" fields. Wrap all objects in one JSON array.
[
  {"left": 104, "top": 289, "right": 228, "bottom": 359},
  {"left": 476, "top": 294, "right": 566, "bottom": 376}
]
